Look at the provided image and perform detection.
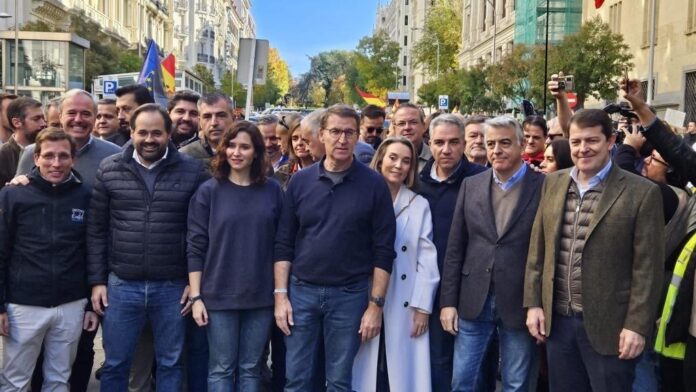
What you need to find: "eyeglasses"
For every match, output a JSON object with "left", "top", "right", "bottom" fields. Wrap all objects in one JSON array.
[
  {"left": 646, "top": 154, "right": 668, "bottom": 167},
  {"left": 325, "top": 128, "right": 357, "bottom": 140},
  {"left": 365, "top": 126, "right": 383, "bottom": 134},
  {"left": 394, "top": 120, "right": 420, "bottom": 129}
]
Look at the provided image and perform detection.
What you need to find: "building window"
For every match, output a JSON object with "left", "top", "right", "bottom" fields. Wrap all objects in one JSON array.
[
  {"left": 405, "top": 15, "right": 408, "bottom": 26},
  {"left": 482, "top": 0, "right": 487, "bottom": 32},
  {"left": 403, "top": 55, "right": 407, "bottom": 66},
  {"left": 642, "top": 0, "right": 659, "bottom": 47},
  {"left": 688, "top": 0, "right": 696, "bottom": 33},
  {"left": 402, "top": 76, "right": 407, "bottom": 86},
  {"left": 405, "top": 0, "right": 409, "bottom": 5},
  {"left": 502, "top": 0, "right": 506, "bottom": 18},
  {"left": 404, "top": 35, "right": 408, "bottom": 46},
  {"left": 609, "top": 2, "right": 622, "bottom": 33},
  {"left": 685, "top": 71, "right": 696, "bottom": 122}
]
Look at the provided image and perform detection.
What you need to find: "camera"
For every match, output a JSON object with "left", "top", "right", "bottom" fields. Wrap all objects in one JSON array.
[{"left": 557, "top": 75, "right": 574, "bottom": 91}]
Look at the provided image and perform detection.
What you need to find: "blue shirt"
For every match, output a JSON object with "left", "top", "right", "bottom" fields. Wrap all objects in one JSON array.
[
  {"left": 493, "top": 162, "right": 527, "bottom": 191},
  {"left": 570, "top": 159, "right": 613, "bottom": 198},
  {"left": 274, "top": 158, "right": 396, "bottom": 285}
]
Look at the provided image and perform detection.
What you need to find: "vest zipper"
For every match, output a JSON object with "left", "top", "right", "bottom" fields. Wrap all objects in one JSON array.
[{"left": 567, "top": 195, "right": 583, "bottom": 314}]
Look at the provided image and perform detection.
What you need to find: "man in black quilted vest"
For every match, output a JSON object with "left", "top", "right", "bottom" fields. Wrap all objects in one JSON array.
[{"left": 87, "top": 103, "right": 208, "bottom": 391}]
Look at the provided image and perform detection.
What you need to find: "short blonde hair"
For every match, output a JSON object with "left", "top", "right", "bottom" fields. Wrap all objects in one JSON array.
[{"left": 370, "top": 136, "right": 418, "bottom": 190}]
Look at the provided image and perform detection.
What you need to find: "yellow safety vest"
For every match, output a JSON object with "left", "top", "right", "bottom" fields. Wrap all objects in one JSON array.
[{"left": 654, "top": 232, "right": 696, "bottom": 359}]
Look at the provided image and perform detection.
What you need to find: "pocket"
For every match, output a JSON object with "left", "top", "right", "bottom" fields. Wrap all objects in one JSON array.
[{"left": 108, "top": 272, "right": 123, "bottom": 287}]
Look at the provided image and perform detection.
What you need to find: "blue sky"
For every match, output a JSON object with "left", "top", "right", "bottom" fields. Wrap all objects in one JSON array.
[{"left": 254, "top": 1, "right": 380, "bottom": 78}]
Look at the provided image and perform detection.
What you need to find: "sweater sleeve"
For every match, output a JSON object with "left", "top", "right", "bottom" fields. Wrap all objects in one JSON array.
[
  {"left": 14, "top": 144, "right": 34, "bottom": 176},
  {"left": 371, "top": 179, "right": 397, "bottom": 274},
  {"left": 86, "top": 164, "right": 111, "bottom": 286},
  {"left": 187, "top": 182, "right": 212, "bottom": 273},
  {"left": 274, "top": 178, "right": 299, "bottom": 263}
]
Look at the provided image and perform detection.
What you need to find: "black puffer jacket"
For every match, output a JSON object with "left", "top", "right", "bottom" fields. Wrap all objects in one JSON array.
[
  {"left": 0, "top": 168, "right": 91, "bottom": 312},
  {"left": 87, "top": 143, "right": 209, "bottom": 285}
]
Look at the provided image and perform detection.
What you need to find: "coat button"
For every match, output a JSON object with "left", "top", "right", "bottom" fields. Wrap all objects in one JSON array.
[
  {"left": 401, "top": 274, "right": 407, "bottom": 280},
  {"left": 403, "top": 301, "right": 409, "bottom": 307},
  {"left": 401, "top": 245, "right": 407, "bottom": 252},
  {"left": 485, "top": 268, "right": 491, "bottom": 273}
]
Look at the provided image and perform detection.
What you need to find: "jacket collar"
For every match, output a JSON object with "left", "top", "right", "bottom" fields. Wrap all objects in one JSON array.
[
  {"left": 316, "top": 156, "right": 360, "bottom": 182},
  {"left": 420, "top": 156, "right": 476, "bottom": 185},
  {"left": 28, "top": 166, "right": 82, "bottom": 193},
  {"left": 122, "top": 140, "right": 181, "bottom": 168}
]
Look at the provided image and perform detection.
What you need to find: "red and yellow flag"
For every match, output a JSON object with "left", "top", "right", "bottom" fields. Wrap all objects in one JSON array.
[
  {"left": 355, "top": 86, "right": 386, "bottom": 107},
  {"left": 595, "top": 0, "right": 605, "bottom": 8},
  {"left": 161, "top": 53, "right": 176, "bottom": 96}
]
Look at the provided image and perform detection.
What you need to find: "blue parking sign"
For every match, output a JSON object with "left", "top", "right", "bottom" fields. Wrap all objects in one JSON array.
[
  {"left": 103, "top": 80, "right": 118, "bottom": 95},
  {"left": 438, "top": 95, "right": 449, "bottom": 110}
]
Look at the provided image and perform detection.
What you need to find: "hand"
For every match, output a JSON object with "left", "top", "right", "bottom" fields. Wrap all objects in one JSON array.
[
  {"left": 411, "top": 309, "right": 429, "bottom": 338},
  {"left": 526, "top": 307, "right": 546, "bottom": 343},
  {"left": 180, "top": 285, "right": 192, "bottom": 316},
  {"left": 274, "top": 293, "right": 294, "bottom": 336},
  {"left": 83, "top": 311, "right": 99, "bottom": 332},
  {"left": 192, "top": 300, "right": 208, "bottom": 327},
  {"left": 359, "top": 303, "right": 383, "bottom": 343},
  {"left": 623, "top": 122, "right": 646, "bottom": 151},
  {"left": 91, "top": 285, "right": 108, "bottom": 316},
  {"left": 619, "top": 78, "right": 646, "bottom": 110},
  {"left": 6, "top": 175, "right": 29, "bottom": 187},
  {"left": 0, "top": 313, "right": 8, "bottom": 336},
  {"left": 618, "top": 328, "right": 645, "bottom": 360},
  {"left": 548, "top": 72, "right": 567, "bottom": 98},
  {"left": 440, "top": 307, "right": 459, "bottom": 336}
]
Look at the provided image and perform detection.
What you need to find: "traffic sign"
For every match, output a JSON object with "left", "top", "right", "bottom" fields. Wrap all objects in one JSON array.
[
  {"left": 438, "top": 95, "right": 449, "bottom": 110},
  {"left": 103, "top": 80, "right": 118, "bottom": 95},
  {"left": 566, "top": 92, "right": 577, "bottom": 109}
]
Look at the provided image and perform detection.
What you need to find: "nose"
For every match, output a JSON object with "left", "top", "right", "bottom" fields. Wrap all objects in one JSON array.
[{"left": 442, "top": 142, "right": 452, "bottom": 154}]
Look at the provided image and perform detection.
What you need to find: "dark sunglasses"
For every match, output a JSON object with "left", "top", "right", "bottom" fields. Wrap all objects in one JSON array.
[{"left": 365, "top": 126, "right": 383, "bottom": 134}]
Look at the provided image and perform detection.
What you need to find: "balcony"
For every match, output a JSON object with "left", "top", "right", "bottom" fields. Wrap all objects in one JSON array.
[{"left": 174, "top": 0, "right": 187, "bottom": 10}]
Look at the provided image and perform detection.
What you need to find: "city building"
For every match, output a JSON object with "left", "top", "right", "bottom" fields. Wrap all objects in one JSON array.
[
  {"left": 172, "top": 0, "right": 255, "bottom": 86},
  {"left": 515, "top": 0, "right": 581, "bottom": 47},
  {"left": 374, "top": 0, "right": 432, "bottom": 102},
  {"left": 583, "top": 0, "right": 696, "bottom": 122},
  {"left": 458, "top": 0, "right": 515, "bottom": 68}
]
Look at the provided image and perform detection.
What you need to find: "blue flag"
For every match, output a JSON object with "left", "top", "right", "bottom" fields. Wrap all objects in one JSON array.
[{"left": 137, "top": 40, "right": 168, "bottom": 107}]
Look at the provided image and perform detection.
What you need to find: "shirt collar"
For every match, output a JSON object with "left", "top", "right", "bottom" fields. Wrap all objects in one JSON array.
[
  {"left": 77, "top": 136, "right": 94, "bottom": 154},
  {"left": 133, "top": 147, "right": 169, "bottom": 170},
  {"left": 570, "top": 159, "right": 613, "bottom": 197},
  {"left": 492, "top": 161, "right": 526, "bottom": 191},
  {"left": 430, "top": 159, "right": 463, "bottom": 183}
]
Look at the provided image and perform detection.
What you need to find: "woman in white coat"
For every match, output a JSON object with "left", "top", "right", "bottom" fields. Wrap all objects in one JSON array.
[{"left": 352, "top": 136, "right": 440, "bottom": 392}]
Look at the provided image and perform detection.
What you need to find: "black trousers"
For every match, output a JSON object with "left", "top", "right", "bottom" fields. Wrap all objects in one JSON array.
[
  {"left": 546, "top": 314, "right": 638, "bottom": 392},
  {"left": 684, "top": 334, "right": 696, "bottom": 392}
]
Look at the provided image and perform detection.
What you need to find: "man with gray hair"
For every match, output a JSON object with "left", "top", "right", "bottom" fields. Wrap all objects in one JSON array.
[
  {"left": 440, "top": 116, "right": 543, "bottom": 391},
  {"left": 15, "top": 89, "right": 121, "bottom": 189},
  {"left": 180, "top": 92, "right": 235, "bottom": 172},
  {"left": 418, "top": 113, "right": 488, "bottom": 392},
  {"left": 257, "top": 114, "right": 287, "bottom": 171},
  {"left": 301, "top": 109, "right": 326, "bottom": 161}
]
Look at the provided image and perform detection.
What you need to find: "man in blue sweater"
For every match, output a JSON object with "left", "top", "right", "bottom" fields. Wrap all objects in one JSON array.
[
  {"left": 419, "top": 114, "right": 488, "bottom": 392},
  {"left": 274, "top": 105, "right": 396, "bottom": 392}
]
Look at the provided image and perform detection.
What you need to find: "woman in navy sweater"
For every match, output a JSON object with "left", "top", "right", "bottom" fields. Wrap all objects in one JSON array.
[{"left": 187, "top": 121, "right": 283, "bottom": 391}]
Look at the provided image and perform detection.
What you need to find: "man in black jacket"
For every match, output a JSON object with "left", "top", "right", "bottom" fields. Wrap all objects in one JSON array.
[
  {"left": 0, "top": 128, "right": 98, "bottom": 390},
  {"left": 88, "top": 104, "right": 208, "bottom": 391}
]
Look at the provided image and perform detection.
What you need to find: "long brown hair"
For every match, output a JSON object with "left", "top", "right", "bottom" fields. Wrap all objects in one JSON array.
[{"left": 212, "top": 121, "right": 267, "bottom": 184}]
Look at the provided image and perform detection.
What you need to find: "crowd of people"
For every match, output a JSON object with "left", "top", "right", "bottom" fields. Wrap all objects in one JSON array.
[{"left": 0, "top": 74, "right": 695, "bottom": 392}]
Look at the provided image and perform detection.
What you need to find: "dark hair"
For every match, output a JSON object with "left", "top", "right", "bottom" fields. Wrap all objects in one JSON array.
[
  {"left": 167, "top": 90, "right": 200, "bottom": 112},
  {"left": 393, "top": 102, "right": 425, "bottom": 123},
  {"left": 361, "top": 104, "right": 386, "bottom": 121},
  {"left": 0, "top": 93, "right": 17, "bottom": 107},
  {"left": 198, "top": 92, "right": 233, "bottom": 111},
  {"left": 7, "top": 97, "right": 42, "bottom": 130},
  {"left": 523, "top": 115, "right": 548, "bottom": 136},
  {"left": 320, "top": 104, "right": 360, "bottom": 131},
  {"left": 463, "top": 115, "right": 488, "bottom": 129},
  {"left": 34, "top": 127, "right": 76, "bottom": 158},
  {"left": 97, "top": 98, "right": 116, "bottom": 106},
  {"left": 549, "top": 138, "right": 573, "bottom": 170},
  {"left": 129, "top": 103, "right": 173, "bottom": 134},
  {"left": 569, "top": 109, "right": 614, "bottom": 139},
  {"left": 212, "top": 121, "right": 267, "bottom": 184},
  {"left": 115, "top": 84, "right": 154, "bottom": 106}
]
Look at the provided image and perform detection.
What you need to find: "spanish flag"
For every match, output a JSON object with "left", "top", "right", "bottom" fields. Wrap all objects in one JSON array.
[
  {"left": 355, "top": 86, "right": 386, "bottom": 107},
  {"left": 595, "top": 0, "right": 605, "bottom": 8},
  {"left": 161, "top": 53, "right": 176, "bottom": 96}
]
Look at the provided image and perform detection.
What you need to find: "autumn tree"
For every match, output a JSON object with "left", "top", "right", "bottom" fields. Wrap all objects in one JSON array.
[
  {"left": 411, "top": 0, "right": 462, "bottom": 77},
  {"left": 267, "top": 48, "right": 291, "bottom": 96}
]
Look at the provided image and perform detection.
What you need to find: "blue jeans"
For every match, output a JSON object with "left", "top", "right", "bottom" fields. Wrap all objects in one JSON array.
[
  {"left": 206, "top": 307, "right": 273, "bottom": 392},
  {"left": 452, "top": 293, "right": 535, "bottom": 392},
  {"left": 100, "top": 273, "right": 187, "bottom": 392},
  {"left": 284, "top": 275, "right": 368, "bottom": 392}
]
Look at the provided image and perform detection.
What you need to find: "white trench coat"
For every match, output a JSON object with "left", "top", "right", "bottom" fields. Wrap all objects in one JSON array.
[{"left": 352, "top": 186, "right": 440, "bottom": 392}]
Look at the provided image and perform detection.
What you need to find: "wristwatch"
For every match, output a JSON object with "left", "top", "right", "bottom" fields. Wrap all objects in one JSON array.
[
  {"left": 188, "top": 295, "right": 203, "bottom": 304},
  {"left": 369, "top": 296, "right": 385, "bottom": 307}
]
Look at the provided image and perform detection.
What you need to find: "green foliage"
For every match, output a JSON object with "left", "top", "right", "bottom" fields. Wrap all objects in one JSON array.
[
  {"left": 193, "top": 64, "right": 215, "bottom": 93},
  {"left": 347, "top": 30, "right": 400, "bottom": 103},
  {"left": 412, "top": 0, "right": 462, "bottom": 76}
]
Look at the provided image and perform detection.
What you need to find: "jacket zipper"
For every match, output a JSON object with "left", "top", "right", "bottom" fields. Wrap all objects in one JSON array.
[{"left": 567, "top": 194, "right": 583, "bottom": 314}]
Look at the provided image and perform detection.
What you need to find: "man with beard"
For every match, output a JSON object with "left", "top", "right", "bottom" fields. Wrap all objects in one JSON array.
[
  {"left": 180, "top": 92, "right": 233, "bottom": 172},
  {"left": 463, "top": 116, "right": 488, "bottom": 167},
  {"left": 0, "top": 97, "right": 46, "bottom": 188},
  {"left": 169, "top": 91, "right": 200, "bottom": 148},
  {"left": 0, "top": 93, "right": 17, "bottom": 145},
  {"left": 110, "top": 84, "right": 155, "bottom": 146},
  {"left": 94, "top": 99, "right": 120, "bottom": 140},
  {"left": 359, "top": 105, "right": 385, "bottom": 149},
  {"left": 88, "top": 104, "right": 208, "bottom": 391}
]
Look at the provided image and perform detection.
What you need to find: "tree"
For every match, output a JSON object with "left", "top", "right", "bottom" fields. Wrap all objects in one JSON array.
[
  {"left": 487, "top": 45, "right": 534, "bottom": 105},
  {"left": 306, "top": 51, "right": 354, "bottom": 107},
  {"left": 193, "top": 64, "right": 215, "bottom": 93},
  {"left": 267, "top": 48, "right": 291, "bottom": 96},
  {"left": 347, "top": 30, "right": 400, "bottom": 103},
  {"left": 412, "top": 0, "right": 462, "bottom": 77},
  {"left": 529, "top": 17, "right": 633, "bottom": 109}
]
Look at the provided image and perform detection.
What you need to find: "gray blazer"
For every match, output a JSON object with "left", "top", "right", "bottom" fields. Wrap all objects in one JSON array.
[{"left": 440, "top": 166, "right": 544, "bottom": 329}]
